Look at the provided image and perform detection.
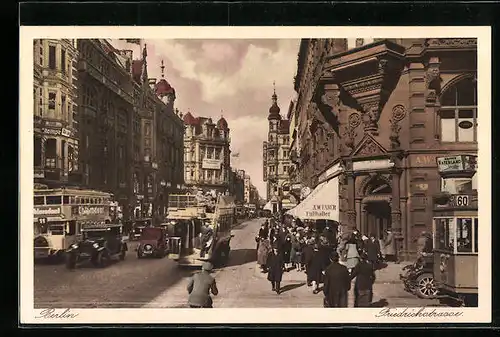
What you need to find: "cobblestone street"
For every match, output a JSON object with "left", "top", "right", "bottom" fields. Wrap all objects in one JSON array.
[{"left": 145, "top": 218, "right": 442, "bottom": 308}]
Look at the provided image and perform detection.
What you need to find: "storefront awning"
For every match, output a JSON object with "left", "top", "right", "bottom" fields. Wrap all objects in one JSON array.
[
  {"left": 286, "top": 177, "right": 340, "bottom": 221},
  {"left": 263, "top": 201, "right": 273, "bottom": 211}
]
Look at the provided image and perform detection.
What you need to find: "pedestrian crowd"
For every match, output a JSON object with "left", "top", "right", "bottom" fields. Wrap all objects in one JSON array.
[{"left": 255, "top": 214, "right": 399, "bottom": 307}]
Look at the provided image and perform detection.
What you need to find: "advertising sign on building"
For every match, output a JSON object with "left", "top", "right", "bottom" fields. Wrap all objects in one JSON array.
[
  {"left": 202, "top": 159, "right": 222, "bottom": 170},
  {"left": 41, "top": 128, "right": 62, "bottom": 136},
  {"left": 352, "top": 159, "right": 394, "bottom": 172},
  {"left": 437, "top": 156, "right": 463, "bottom": 172},
  {"left": 34, "top": 207, "right": 61, "bottom": 216},
  {"left": 61, "top": 128, "right": 72, "bottom": 137}
]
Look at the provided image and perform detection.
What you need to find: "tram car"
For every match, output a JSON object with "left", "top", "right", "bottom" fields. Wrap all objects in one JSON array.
[
  {"left": 432, "top": 155, "right": 478, "bottom": 307},
  {"left": 166, "top": 194, "right": 236, "bottom": 267}
]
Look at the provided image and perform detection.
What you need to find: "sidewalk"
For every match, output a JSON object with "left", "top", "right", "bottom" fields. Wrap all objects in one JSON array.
[{"left": 254, "top": 261, "right": 405, "bottom": 284}]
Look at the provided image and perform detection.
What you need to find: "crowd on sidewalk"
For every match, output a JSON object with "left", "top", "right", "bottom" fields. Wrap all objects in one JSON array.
[{"left": 255, "top": 214, "right": 402, "bottom": 307}]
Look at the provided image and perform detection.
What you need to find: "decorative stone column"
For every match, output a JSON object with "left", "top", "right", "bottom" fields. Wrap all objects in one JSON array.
[
  {"left": 390, "top": 165, "right": 403, "bottom": 262},
  {"left": 346, "top": 170, "right": 356, "bottom": 231},
  {"left": 361, "top": 202, "right": 367, "bottom": 234}
]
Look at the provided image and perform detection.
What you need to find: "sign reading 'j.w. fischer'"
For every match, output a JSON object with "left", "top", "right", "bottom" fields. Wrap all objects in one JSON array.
[{"left": 305, "top": 204, "right": 337, "bottom": 218}]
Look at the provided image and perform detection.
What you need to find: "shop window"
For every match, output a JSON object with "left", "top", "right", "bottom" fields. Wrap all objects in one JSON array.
[
  {"left": 439, "top": 77, "right": 477, "bottom": 143},
  {"left": 48, "top": 45, "right": 56, "bottom": 70},
  {"left": 434, "top": 217, "right": 454, "bottom": 251},
  {"left": 44, "top": 138, "right": 57, "bottom": 168},
  {"left": 34, "top": 137, "right": 42, "bottom": 166}
]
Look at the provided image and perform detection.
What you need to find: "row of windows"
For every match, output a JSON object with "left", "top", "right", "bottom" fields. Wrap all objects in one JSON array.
[
  {"left": 268, "top": 165, "right": 289, "bottom": 174},
  {"left": 267, "top": 149, "right": 289, "bottom": 159},
  {"left": 268, "top": 134, "right": 290, "bottom": 144},
  {"left": 34, "top": 195, "right": 109, "bottom": 206}
]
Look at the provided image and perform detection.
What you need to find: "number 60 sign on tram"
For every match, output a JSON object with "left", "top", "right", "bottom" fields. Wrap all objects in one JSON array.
[{"left": 454, "top": 195, "right": 470, "bottom": 207}]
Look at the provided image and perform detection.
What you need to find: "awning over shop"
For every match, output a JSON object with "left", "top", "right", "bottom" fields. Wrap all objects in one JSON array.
[
  {"left": 286, "top": 177, "right": 339, "bottom": 221},
  {"left": 263, "top": 201, "right": 273, "bottom": 211}
]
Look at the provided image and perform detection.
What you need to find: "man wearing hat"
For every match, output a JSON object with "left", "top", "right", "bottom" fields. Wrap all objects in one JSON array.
[
  {"left": 350, "top": 251, "right": 376, "bottom": 307},
  {"left": 383, "top": 229, "right": 399, "bottom": 263},
  {"left": 322, "top": 251, "right": 351, "bottom": 307},
  {"left": 186, "top": 262, "right": 219, "bottom": 308}
]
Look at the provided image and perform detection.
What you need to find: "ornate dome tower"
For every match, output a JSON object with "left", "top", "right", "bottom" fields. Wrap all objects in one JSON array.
[{"left": 155, "top": 60, "right": 176, "bottom": 106}]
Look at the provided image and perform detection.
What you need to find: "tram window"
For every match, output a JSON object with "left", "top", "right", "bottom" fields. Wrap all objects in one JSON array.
[
  {"left": 34, "top": 196, "right": 45, "bottom": 205},
  {"left": 66, "top": 221, "right": 76, "bottom": 235},
  {"left": 70, "top": 196, "right": 76, "bottom": 204},
  {"left": 435, "top": 218, "right": 454, "bottom": 251},
  {"left": 48, "top": 224, "right": 64, "bottom": 235},
  {"left": 63, "top": 196, "right": 70, "bottom": 204},
  {"left": 456, "top": 218, "right": 473, "bottom": 252},
  {"left": 474, "top": 218, "right": 478, "bottom": 253},
  {"left": 46, "top": 196, "right": 62, "bottom": 205},
  {"left": 84, "top": 198, "right": 89, "bottom": 204}
]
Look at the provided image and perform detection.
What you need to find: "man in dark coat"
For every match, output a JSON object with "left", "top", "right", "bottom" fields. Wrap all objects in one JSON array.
[
  {"left": 306, "top": 244, "right": 330, "bottom": 294},
  {"left": 187, "top": 262, "right": 218, "bottom": 308},
  {"left": 364, "top": 234, "right": 380, "bottom": 267},
  {"left": 266, "top": 247, "right": 284, "bottom": 294},
  {"left": 369, "top": 233, "right": 382, "bottom": 262},
  {"left": 257, "top": 223, "right": 269, "bottom": 251},
  {"left": 323, "top": 251, "right": 351, "bottom": 308},
  {"left": 350, "top": 252, "right": 376, "bottom": 307}
]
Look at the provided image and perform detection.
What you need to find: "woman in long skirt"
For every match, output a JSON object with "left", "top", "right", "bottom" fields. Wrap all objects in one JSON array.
[{"left": 257, "top": 238, "right": 272, "bottom": 272}]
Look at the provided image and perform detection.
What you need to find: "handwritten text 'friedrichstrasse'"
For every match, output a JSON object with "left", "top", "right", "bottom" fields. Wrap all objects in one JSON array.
[{"left": 375, "top": 307, "right": 464, "bottom": 318}]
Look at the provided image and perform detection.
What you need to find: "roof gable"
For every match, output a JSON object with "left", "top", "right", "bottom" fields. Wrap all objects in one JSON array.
[{"left": 351, "top": 133, "right": 387, "bottom": 157}]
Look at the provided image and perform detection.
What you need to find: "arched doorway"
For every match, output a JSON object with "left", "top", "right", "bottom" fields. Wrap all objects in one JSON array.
[{"left": 362, "top": 175, "right": 392, "bottom": 240}]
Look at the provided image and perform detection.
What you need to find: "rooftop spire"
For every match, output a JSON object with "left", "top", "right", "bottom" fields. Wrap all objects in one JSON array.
[
  {"left": 272, "top": 80, "right": 278, "bottom": 103},
  {"left": 160, "top": 60, "right": 165, "bottom": 78}
]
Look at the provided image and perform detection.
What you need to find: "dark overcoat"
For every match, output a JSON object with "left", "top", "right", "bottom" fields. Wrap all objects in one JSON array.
[
  {"left": 306, "top": 247, "right": 329, "bottom": 282},
  {"left": 323, "top": 262, "right": 351, "bottom": 308},
  {"left": 267, "top": 252, "right": 284, "bottom": 282}
]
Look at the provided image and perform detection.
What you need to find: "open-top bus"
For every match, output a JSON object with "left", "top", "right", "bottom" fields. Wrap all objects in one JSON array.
[
  {"left": 166, "top": 193, "right": 236, "bottom": 267},
  {"left": 432, "top": 155, "right": 478, "bottom": 307},
  {"left": 33, "top": 187, "right": 114, "bottom": 261}
]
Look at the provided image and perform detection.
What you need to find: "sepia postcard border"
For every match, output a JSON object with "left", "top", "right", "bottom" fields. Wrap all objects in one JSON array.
[{"left": 19, "top": 26, "right": 492, "bottom": 324}]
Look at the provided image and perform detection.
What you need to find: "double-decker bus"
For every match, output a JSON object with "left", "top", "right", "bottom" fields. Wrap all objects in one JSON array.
[
  {"left": 166, "top": 193, "right": 236, "bottom": 267},
  {"left": 33, "top": 187, "right": 115, "bottom": 260}
]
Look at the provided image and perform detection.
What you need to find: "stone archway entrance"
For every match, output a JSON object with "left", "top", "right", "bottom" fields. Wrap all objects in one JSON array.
[{"left": 361, "top": 177, "right": 392, "bottom": 241}]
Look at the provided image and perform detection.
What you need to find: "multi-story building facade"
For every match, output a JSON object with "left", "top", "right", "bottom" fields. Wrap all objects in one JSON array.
[
  {"left": 182, "top": 112, "right": 231, "bottom": 194},
  {"left": 33, "top": 39, "right": 80, "bottom": 186},
  {"left": 289, "top": 38, "right": 477, "bottom": 259},
  {"left": 262, "top": 86, "right": 294, "bottom": 212},
  {"left": 76, "top": 40, "right": 184, "bottom": 220},
  {"left": 228, "top": 168, "right": 245, "bottom": 203}
]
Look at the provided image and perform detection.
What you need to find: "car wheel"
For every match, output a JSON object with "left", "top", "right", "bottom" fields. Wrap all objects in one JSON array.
[
  {"left": 416, "top": 273, "right": 438, "bottom": 299},
  {"left": 65, "top": 253, "right": 77, "bottom": 269}
]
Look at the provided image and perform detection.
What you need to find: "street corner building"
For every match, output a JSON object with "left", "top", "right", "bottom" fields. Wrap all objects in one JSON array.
[
  {"left": 287, "top": 38, "right": 478, "bottom": 259},
  {"left": 182, "top": 111, "right": 232, "bottom": 195},
  {"left": 33, "top": 39, "right": 185, "bottom": 220},
  {"left": 262, "top": 84, "right": 296, "bottom": 213}
]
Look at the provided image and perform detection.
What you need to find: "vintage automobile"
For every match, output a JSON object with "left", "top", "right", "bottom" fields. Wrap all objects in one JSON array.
[
  {"left": 65, "top": 223, "right": 128, "bottom": 269},
  {"left": 131, "top": 218, "right": 153, "bottom": 240},
  {"left": 399, "top": 253, "right": 439, "bottom": 299},
  {"left": 137, "top": 227, "right": 168, "bottom": 258}
]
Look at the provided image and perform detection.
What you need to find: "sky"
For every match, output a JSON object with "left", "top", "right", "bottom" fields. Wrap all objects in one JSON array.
[{"left": 110, "top": 39, "right": 300, "bottom": 198}]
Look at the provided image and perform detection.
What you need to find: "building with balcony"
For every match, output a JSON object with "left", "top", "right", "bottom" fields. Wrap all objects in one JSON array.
[
  {"left": 262, "top": 85, "right": 294, "bottom": 213},
  {"left": 75, "top": 40, "right": 184, "bottom": 220},
  {"left": 182, "top": 112, "right": 231, "bottom": 194},
  {"left": 33, "top": 39, "right": 80, "bottom": 186},
  {"left": 289, "top": 38, "right": 478, "bottom": 259}
]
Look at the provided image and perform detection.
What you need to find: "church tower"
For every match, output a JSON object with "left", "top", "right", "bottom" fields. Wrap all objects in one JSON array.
[{"left": 266, "top": 81, "right": 281, "bottom": 203}]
